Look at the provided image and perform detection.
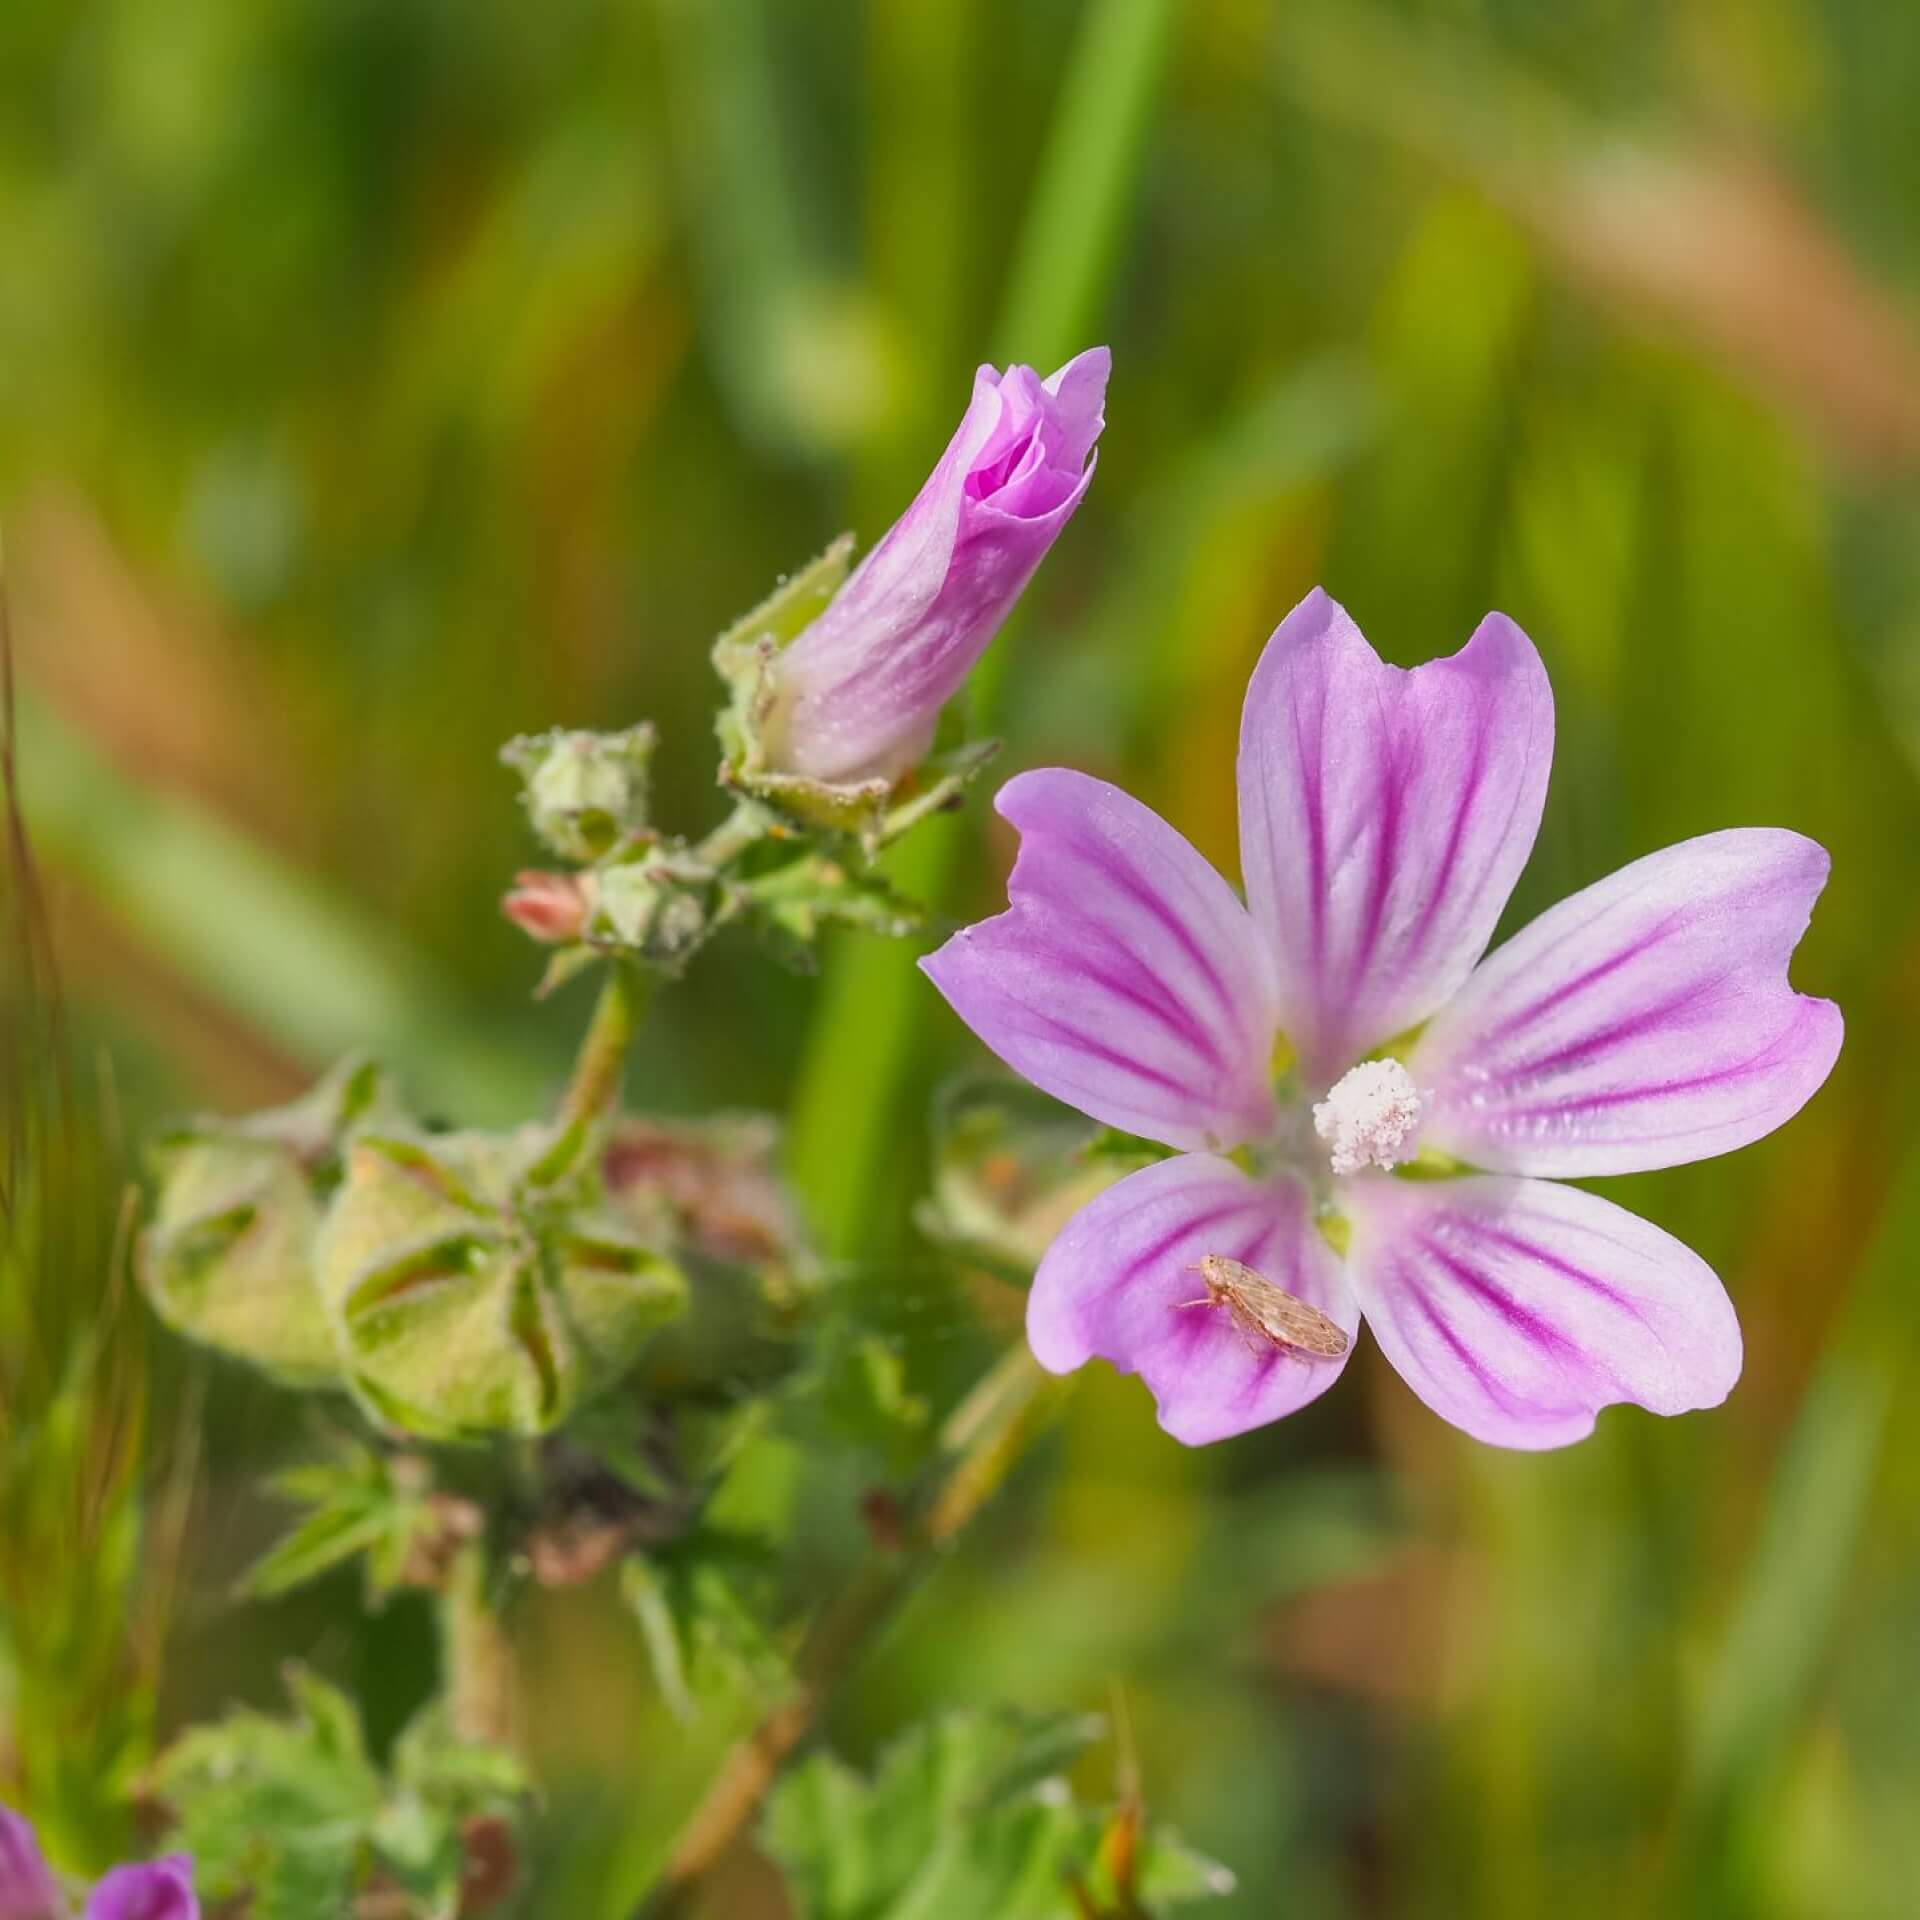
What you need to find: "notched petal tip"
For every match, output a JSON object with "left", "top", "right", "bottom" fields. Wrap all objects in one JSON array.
[
  {"left": 1417, "top": 825, "right": 1845, "bottom": 1177},
  {"left": 1345, "top": 1174, "right": 1743, "bottom": 1451},
  {"left": 1237, "top": 590, "right": 1555, "bottom": 1080}
]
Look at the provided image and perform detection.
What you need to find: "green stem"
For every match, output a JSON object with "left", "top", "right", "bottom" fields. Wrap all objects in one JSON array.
[
  {"left": 530, "top": 964, "right": 649, "bottom": 1184},
  {"left": 636, "top": 1347, "right": 1066, "bottom": 1919},
  {"left": 691, "top": 800, "right": 766, "bottom": 870},
  {"left": 990, "top": 0, "right": 1180, "bottom": 368},
  {"left": 786, "top": 0, "right": 1178, "bottom": 1256},
  {"left": 440, "top": 1546, "right": 517, "bottom": 1750}
]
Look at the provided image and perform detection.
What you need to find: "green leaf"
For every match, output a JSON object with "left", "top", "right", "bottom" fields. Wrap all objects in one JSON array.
[
  {"left": 153, "top": 1671, "right": 529, "bottom": 1920},
  {"left": 152, "top": 1668, "right": 384, "bottom": 1918},
  {"left": 762, "top": 1709, "right": 1231, "bottom": 1920},
  {"left": 240, "top": 1440, "right": 473, "bottom": 1606},
  {"left": 618, "top": 1531, "right": 791, "bottom": 1716},
  {"left": 622, "top": 1554, "right": 695, "bottom": 1721},
  {"left": 813, "top": 1328, "right": 932, "bottom": 1476},
  {"left": 390, "top": 1700, "right": 532, "bottom": 1811}
]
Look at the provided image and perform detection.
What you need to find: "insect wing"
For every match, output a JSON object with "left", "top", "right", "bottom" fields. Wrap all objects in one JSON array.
[{"left": 1200, "top": 1256, "right": 1350, "bottom": 1360}]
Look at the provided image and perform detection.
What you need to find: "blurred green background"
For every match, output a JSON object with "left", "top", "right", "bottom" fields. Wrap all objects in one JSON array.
[{"left": 6, "top": 0, "right": 1920, "bottom": 1913}]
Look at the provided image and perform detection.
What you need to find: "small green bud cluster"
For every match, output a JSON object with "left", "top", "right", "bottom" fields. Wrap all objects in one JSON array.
[
  {"left": 500, "top": 723, "right": 656, "bottom": 862},
  {"left": 496, "top": 542, "right": 1000, "bottom": 987}
]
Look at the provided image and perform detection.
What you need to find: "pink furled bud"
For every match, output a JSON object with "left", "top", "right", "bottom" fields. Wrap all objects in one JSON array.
[
  {"left": 765, "top": 348, "right": 1109, "bottom": 787},
  {"left": 502, "top": 870, "right": 592, "bottom": 944}
]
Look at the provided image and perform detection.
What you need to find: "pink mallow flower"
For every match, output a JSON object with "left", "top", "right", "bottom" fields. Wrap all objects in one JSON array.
[
  {"left": 80, "top": 1860, "right": 196, "bottom": 1920},
  {"left": 0, "top": 1810, "right": 61, "bottom": 1920},
  {"left": 0, "top": 1808, "right": 197, "bottom": 1920},
  {"left": 922, "top": 590, "right": 1842, "bottom": 1449},
  {"left": 766, "top": 348, "right": 1110, "bottom": 787}
]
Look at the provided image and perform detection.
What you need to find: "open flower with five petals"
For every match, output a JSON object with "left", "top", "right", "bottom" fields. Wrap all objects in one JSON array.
[{"left": 922, "top": 590, "right": 1842, "bottom": 1448}]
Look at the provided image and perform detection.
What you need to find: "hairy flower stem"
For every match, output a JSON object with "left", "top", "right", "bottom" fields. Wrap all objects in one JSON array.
[
  {"left": 442, "top": 964, "right": 653, "bottom": 1745},
  {"left": 691, "top": 800, "right": 766, "bottom": 870},
  {"left": 531, "top": 963, "right": 649, "bottom": 1184},
  {"left": 441, "top": 1545, "right": 517, "bottom": 1749},
  {"left": 637, "top": 1345, "right": 1066, "bottom": 1919}
]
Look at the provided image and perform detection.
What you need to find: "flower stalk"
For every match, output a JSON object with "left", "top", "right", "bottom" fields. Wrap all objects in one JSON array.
[
  {"left": 531, "top": 963, "right": 650, "bottom": 1185},
  {"left": 439, "top": 1544, "right": 517, "bottom": 1751},
  {"left": 437, "top": 956, "right": 657, "bottom": 1750}
]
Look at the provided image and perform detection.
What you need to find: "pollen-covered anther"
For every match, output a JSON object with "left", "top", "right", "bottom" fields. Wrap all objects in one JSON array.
[{"left": 1312, "top": 1058, "right": 1428, "bottom": 1176}]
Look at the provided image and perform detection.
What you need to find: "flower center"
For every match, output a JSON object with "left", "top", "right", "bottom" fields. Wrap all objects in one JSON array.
[{"left": 1311, "top": 1058, "right": 1428, "bottom": 1176}]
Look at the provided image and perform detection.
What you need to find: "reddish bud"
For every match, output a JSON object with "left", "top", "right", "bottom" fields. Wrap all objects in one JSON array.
[{"left": 501, "top": 870, "right": 591, "bottom": 944}]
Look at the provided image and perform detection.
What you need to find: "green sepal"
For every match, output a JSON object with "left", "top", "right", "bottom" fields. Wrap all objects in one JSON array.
[
  {"left": 720, "top": 735, "right": 1000, "bottom": 861},
  {"left": 734, "top": 852, "right": 924, "bottom": 970},
  {"left": 712, "top": 536, "right": 999, "bottom": 856},
  {"left": 713, "top": 537, "right": 857, "bottom": 797},
  {"left": 316, "top": 1125, "right": 687, "bottom": 1442},
  {"left": 587, "top": 845, "right": 723, "bottom": 974},
  {"left": 584, "top": 837, "right": 937, "bottom": 977},
  {"left": 501, "top": 723, "right": 656, "bottom": 861},
  {"left": 868, "top": 738, "right": 1001, "bottom": 850},
  {"left": 139, "top": 1054, "right": 404, "bottom": 1388},
  {"left": 917, "top": 1076, "right": 1134, "bottom": 1284},
  {"left": 534, "top": 941, "right": 601, "bottom": 1000},
  {"left": 1083, "top": 1127, "right": 1181, "bottom": 1168}
]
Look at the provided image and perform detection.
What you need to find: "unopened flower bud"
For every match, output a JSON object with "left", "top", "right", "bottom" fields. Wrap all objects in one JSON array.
[
  {"left": 589, "top": 853, "right": 715, "bottom": 970},
  {"left": 501, "top": 725, "right": 655, "bottom": 861},
  {"left": 316, "top": 1125, "right": 686, "bottom": 1441},
  {"left": 140, "top": 1055, "right": 403, "bottom": 1387},
  {"left": 502, "top": 870, "right": 593, "bottom": 944},
  {"left": 604, "top": 1114, "right": 804, "bottom": 1271},
  {"left": 765, "top": 349, "right": 1108, "bottom": 787},
  {"left": 714, "top": 351, "right": 1107, "bottom": 842}
]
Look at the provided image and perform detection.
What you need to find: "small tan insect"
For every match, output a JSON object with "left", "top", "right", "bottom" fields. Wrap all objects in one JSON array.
[{"left": 1177, "top": 1254, "right": 1351, "bottom": 1360}]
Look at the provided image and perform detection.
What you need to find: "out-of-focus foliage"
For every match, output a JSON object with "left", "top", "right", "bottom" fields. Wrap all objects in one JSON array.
[
  {"left": 762, "top": 1710, "right": 1232, "bottom": 1919},
  {"left": 1, "top": 600, "right": 168, "bottom": 1874},
  {"left": 153, "top": 1666, "right": 530, "bottom": 1920},
  {"left": 5, "top": 0, "right": 1920, "bottom": 1916}
]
